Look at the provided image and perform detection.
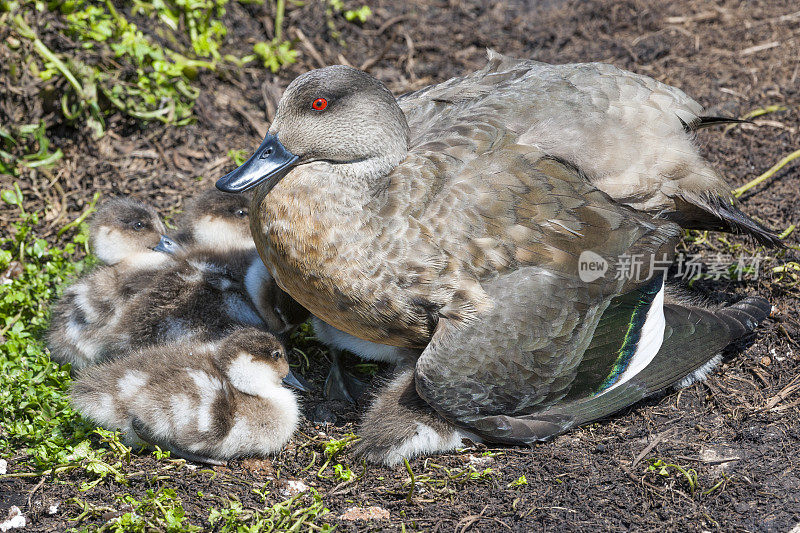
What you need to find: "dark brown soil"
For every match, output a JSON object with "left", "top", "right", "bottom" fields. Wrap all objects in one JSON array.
[{"left": 2, "top": 0, "right": 799, "bottom": 531}]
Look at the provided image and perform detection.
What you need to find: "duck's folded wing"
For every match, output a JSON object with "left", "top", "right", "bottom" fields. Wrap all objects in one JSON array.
[
  {"left": 454, "top": 295, "right": 771, "bottom": 444},
  {"left": 411, "top": 148, "right": 694, "bottom": 442},
  {"left": 415, "top": 259, "right": 770, "bottom": 445}
]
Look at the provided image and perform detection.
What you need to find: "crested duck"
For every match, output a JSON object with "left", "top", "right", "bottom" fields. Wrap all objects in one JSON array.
[
  {"left": 47, "top": 198, "right": 180, "bottom": 371},
  {"left": 216, "top": 54, "right": 775, "bottom": 464},
  {"left": 71, "top": 328, "right": 305, "bottom": 464}
]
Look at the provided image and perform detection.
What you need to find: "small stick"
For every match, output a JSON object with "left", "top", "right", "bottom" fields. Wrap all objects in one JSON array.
[
  {"left": 733, "top": 148, "right": 800, "bottom": 197},
  {"left": 294, "top": 28, "right": 326, "bottom": 68},
  {"left": 631, "top": 430, "right": 670, "bottom": 468},
  {"left": 365, "top": 15, "right": 409, "bottom": 35}
]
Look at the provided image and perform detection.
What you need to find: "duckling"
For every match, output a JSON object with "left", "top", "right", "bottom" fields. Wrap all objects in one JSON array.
[
  {"left": 173, "top": 188, "right": 254, "bottom": 250},
  {"left": 70, "top": 328, "right": 305, "bottom": 464},
  {"left": 77, "top": 189, "right": 303, "bottom": 357},
  {"left": 217, "top": 58, "right": 775, "bottom": 464},
  {"left": 88, "top": 197, "right": 181, "bottom": 267},
  {"left": 109, "top": 249, "right": 274, "bottom": 349},
  {"left": 174, "top": 188, "right": 309, "bottom": 335},
  {"left": 47, "top": 198, "right": 180, "bottom": 371}
]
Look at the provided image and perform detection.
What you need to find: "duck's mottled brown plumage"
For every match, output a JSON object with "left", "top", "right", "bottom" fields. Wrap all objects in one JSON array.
[{"left": 226, "top": 54, "right": 775, "bottom": 463}]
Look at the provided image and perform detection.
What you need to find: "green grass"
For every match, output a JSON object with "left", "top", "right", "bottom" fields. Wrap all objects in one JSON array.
[
  {"left": 208, "top": 490, "right": 333, "bottom": 532},
  {"left": 2, "top": 0, "right": 298, "bottom": 139},
  {"left": 0, "top": 184, "right": 95, "bottom": 468}
]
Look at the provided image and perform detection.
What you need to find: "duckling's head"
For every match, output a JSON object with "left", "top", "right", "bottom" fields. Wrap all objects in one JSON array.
[
  {"left": 217, "top": 65, "right": 410, "bottom": 193},
  {"left": 215, "top": 328, "right": 308, "bottom": 397},
  {"left": 177, "top": 189, "right": 253, "bottom": 250},
  {"left": 90, "top": 198, "right": 180, "bottom": 266}
]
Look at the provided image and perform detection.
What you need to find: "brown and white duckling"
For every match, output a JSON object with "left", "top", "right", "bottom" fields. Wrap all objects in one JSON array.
[
  {"left": 88, "top": 197, "right": 181, "bottom": 267},
  {"left": 71, "top": 328, "right": 306, "bottom": 464},
  {"left": 47, "top": 198, "right": 180, "bottom": 371},
  {"left": 110, "top": 248, "right": 273, "bottom": 348},
  {"left": 79, "top": 189, "right": 302, "bottom": 357},
  {"left": 174, "top": 188, "right": 309, "bottom": 335},
  {"left": 173, "top": 188, "right": 254, "bottom": 251}
]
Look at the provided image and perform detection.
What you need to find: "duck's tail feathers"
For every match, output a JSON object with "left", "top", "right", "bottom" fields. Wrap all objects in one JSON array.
[
  {"left": 707, "top": 195, "right": 785, "bottom": 248},
  {"left": 713, "top": 296, "right": 773, "bottom": 340},
  {"left": 666, "top": 193, "right": 784, "bottom": 247},
  {"left": 681, "top": 115, "right": 753, "bottom": 132},
  {"left": 537, "top": 296, "right": 771, "bottom": 433}
]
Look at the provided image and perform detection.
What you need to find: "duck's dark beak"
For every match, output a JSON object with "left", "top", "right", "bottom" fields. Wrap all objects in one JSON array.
[
  {"left": 282, "top": 370, "right": 310, "bottom": 392},
  {"left": 154, "top": 235, "right": 182, "bottom": 254},
  {"left": 216, "top": 133, "right": 299, "bottom": 193}
]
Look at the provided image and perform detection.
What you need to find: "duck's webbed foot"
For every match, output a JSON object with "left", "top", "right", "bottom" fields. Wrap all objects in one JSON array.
[
  {"left": 352, "top": 368, "right": 479, "bottom": 466},
  {"left": 323, "top": 350, "right": 367, "bottom": 403},
  {"left": 130, "top": 417, "right": 228, "bottom": 466}
]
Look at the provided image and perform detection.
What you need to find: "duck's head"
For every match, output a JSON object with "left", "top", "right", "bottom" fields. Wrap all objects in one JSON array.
[
  {"left": 215, "top": 328, "right": 309, "bottom": 396},
  {"left": 216, "top": 65, "right": 410, "bottom": 193},
  {"left": 90, "top": 198, "right": 181, "bottom": 266},
  {"left": 178, "top": 189, "right": 253, "bottom": 250}
]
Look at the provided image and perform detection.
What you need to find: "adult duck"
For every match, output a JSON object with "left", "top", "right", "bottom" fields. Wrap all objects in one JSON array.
[{"left": 217, "top": 53, "right": 774, "bottom": 464}]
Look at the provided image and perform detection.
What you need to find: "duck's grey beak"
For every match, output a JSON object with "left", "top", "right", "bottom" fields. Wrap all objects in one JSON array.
[
  {"left": 282, "top": 370, "right": 310, "bottom": 392},
  {"left": 216, "top": 133, "right": 299, "bottom": 193},
  {"left": 154, "top": 235, "right": 182, "bottom": 254}
]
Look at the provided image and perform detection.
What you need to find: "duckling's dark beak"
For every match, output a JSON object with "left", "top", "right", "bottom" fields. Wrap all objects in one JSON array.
[
  {"left": 216, "top": 133, "right": 299, "bottom": 193},
  {"left": 154, "top": 235, "right": 182, "bottom": 254},
  {"left": 282, "top": 370, "right": 310, "bottom": 392}
]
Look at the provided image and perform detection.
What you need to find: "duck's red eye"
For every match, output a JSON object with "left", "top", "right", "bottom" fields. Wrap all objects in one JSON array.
[{"left": 312, "top": 98, "right": 328, "bottom": 111}]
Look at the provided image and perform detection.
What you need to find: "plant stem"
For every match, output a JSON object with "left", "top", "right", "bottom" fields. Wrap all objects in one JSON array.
[
  {"left": 733, "top": 148, "right": 800, "bottom": 197},
  {"left": 404, "top": 458, "right": 415, "bottom": 503},
  {"left": 274, "top": 0, "right": 286, "bottom": 42}
]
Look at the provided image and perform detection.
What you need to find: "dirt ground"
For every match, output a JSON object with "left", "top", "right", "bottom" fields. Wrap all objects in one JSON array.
[{"left": 2, "top": 0, "right": 800, "bottom": 530}]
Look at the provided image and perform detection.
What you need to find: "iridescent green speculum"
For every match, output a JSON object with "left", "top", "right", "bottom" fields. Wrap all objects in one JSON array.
[{"left": 595, "top": 275, "right": 663, "bottom": 394}]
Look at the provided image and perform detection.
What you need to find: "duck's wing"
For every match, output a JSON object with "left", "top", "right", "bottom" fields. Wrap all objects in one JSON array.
[
  {"left": 438, "top": 293, "right": 771, "bottom": 444},
  {"left": 398, "top": 51, "right": 780, "bottom": 246},
  {"left": 411, "top": 151, "right": 767, "bottom": 444},
  {"left": 415, "top": 270, "right": 771, "bottom": 444}
]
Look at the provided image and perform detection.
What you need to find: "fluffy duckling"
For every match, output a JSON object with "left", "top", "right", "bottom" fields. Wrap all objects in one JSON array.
[
  {"left": 103, "top": 191, "right": 308, "bottom": 350},
  {"left": 110, "top": 249, "right": 274, "bottom": 348},
  {"left": 47, "top": 198, "right": 180, "bottom": 371},
  {"left": 173, "top": 188, "right": 309, "bottom": 335},
  {"left": 88, "top": 197, "right": 181, "bottom": 267},
  {"left": 173, "top": 189, "right": 254, "bottom": 250},
  {"left": 71, "top": 328, "right": 305, "bottom": 464}
]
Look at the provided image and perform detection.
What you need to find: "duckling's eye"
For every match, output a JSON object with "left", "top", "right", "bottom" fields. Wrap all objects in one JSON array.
[
  {"left": 132, "top": 221, "right": 145, "bottom": 231},
  {"left": 311, "top": 98, "right": 328, "bottom": 111},
  {"left": 270, "top": 349, "right": 283, "bottom": 360},
  {"left": 235, "top": 208, "right": 247, "bottom": 218}
]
